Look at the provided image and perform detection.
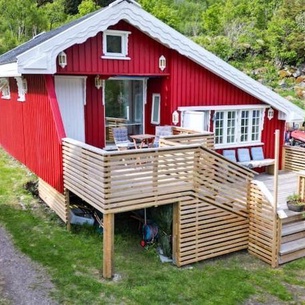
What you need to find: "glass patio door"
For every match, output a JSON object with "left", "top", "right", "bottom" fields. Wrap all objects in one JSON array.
[{"left": 104, "top": 79, "right": 144, "bottom": 143}]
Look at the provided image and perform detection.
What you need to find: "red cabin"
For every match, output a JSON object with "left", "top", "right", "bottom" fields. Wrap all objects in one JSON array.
[{"left": 1, "top": 0, "right": 305, "bottom": 277}]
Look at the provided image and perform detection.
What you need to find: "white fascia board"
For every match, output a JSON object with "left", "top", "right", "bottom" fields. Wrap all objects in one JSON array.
[
  {"left": 178, "top": 105, "right": 269, "bottom": 112},
  {"left": 0, "top": 63, "right": 21, "bottom": 77}
]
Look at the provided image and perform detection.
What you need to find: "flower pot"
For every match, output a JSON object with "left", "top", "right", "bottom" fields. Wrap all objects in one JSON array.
[{"left": 287, "top": 201, "right": 305, "bottom": 212}]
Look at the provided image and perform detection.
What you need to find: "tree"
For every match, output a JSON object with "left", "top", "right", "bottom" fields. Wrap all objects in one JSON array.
[
  {"left": 265, "top": 0, "right": 305, "bottom": 66},
  {"left": 0, "top": 0, "right": 48, "bottom": 51},
  {"left": 44, "top": 0, "right": 67, "bottom": 30},
  {"left": 64, "top": 0, "right": 82, "bottom": 15}
]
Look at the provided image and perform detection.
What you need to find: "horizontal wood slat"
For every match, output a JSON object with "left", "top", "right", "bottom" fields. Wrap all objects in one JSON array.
[
  {"left": 62, "top": 137, "right": 276, "bottom": 268},
  {"left": 248, "top": 181, "right": 279, "bottom": 267},
  {"left": 38, "top": 178, "right": 67, "bottom": 222},
  {"left": 283, "top": 146, "right": 305, "bottom": 172}
]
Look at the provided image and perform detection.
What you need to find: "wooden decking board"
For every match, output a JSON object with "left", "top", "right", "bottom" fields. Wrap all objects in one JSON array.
[
  {"left": 281, "top": 231, "right": 305, "bottom": 243},
  {"left": 281, "top": 221, "right": 305, "bottom": 236},
  {"left": 280, "top": 238, "right": 305, "bottom": 255}
]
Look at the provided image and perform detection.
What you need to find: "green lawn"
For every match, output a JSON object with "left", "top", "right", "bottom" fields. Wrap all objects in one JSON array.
[{"left": 1, "top": 147, "right": 305, "bottom": 305}]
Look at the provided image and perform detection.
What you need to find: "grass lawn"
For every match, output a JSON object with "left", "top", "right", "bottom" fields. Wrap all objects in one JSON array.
[{"left": 1, "top": 147, "right": 305, "bottom": 305}]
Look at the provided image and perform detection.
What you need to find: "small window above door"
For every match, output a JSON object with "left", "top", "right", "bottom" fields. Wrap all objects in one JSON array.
[{"left": 102, "top": 30, "right": 131, "bottom": 60}]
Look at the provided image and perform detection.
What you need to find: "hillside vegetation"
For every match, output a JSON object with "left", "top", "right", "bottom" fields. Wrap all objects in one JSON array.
[{"left": 1, "top": 0, "right": 305, "bottom": 108}]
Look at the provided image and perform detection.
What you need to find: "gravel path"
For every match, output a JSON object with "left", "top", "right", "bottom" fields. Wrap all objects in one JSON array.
[{"left": 0, "top": 225, "right": 58, "bottom": 305}]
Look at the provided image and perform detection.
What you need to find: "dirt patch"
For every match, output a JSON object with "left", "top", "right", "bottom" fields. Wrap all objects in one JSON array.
[{"left": 0, "top": 225, "right": 58, "bottom": 305}]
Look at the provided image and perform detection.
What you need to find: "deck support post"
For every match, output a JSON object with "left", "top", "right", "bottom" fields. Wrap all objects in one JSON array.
[
  {"left": 172, "top": 202, "right": 180, "bottom": 267},
  {"left": 272, "top": 129, "right": 280, "bottom": 268},
  {"left": 103, "top": 213, "right": 114, "bottom": 279},
  {"left": 65, "top": 189, "right": 71, "bottom": 231}
]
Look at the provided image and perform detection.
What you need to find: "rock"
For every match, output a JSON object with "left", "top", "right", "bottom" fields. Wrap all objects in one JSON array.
[
  {"left": 293, "top": 70, "right": 302, "bottom": 78},
  {"left": 295, "top": 87, "right": 305, "bottom": 99},
  {"left": 279, "top": 69, "right": 291, "bottom": 78},
  {"left": 296, "top": 76, "right": 305, "bottom": 83}
]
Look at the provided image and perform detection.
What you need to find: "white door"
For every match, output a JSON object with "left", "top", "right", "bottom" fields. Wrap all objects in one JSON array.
[{"left": 55, "top": 76, "right": 86, "bottom": 142}]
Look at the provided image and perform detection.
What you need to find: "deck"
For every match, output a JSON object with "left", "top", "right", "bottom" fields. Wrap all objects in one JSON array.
[
  {"left": 256, "top": 171, "right": 299, "bottom": 210},
  {"left": 38, "top": 134, "right": 305, "bottom": 278}
]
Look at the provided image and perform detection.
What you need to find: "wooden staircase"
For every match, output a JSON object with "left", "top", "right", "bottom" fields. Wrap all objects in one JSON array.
[{"left": 279, "top": 209, "right": 305, "bottom": 264}]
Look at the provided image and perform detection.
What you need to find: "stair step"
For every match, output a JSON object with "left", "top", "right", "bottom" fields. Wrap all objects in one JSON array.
[
  {"left": 281, "top": 220, "right": 305, "bottom": 236},
  {"left": 280, "top": 209, "right": 305, "bottom": 224},
  {"left": 281, "top": 231, "right": 305, "bottom": 243},
  {"left": 279, "top": 245, "right": 305, "bottom": 265},
  {"left": 280, "top": 238, "right": 305, "bottom": 255}
]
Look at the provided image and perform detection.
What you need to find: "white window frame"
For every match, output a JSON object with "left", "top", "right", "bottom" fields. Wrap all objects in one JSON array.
[
  {"left": 151, "top": 94, "right": 161, "bottom": 125},
  {"left": 102, "top": 30, "right": 131, "bottom": 60},
  {"left": 0, "top": 78, "right": 10, "bottom": 99},
  {"left": 214, "top": 108, "right": 265, "bottom": 148}
]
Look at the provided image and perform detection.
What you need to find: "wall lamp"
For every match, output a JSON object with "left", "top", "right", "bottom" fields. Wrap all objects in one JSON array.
[
  {"left": 95, "top": 75, "right": 103, "bottom": 89},
  {"left": 267, "top": 107, "right": 274, "bottom": 120},
  {"left": 58, "top": 51, "right": 67, "bottom": 68}
]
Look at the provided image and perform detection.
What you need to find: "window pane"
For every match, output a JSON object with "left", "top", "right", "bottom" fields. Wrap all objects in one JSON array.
[
  {"left": 214, "top": 112, "right": 224, "bottom": 144},
  {"left": 227, "top": 111, "right": 235, "bottom": 143},
  {"left": 251, "top": 110, "right": 260, "bottom": 141},
  {"left": 240, "top": 110, "right": 249, "bottom": 142},
  {"left": 106, "top": 35, "right": 122, "bottom": 53}
]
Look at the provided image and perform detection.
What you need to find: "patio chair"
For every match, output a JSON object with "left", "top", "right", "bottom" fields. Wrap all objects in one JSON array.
[
  {"left": 153, "top": 126, "right": 173, "bottom": 147},
  {"left": 250, "top": 146, "right": 275, "bottom": 168},
  {"left": 112, "top": 127, "right": 134, "bottom": 150},
  {"left": 222, "top": 150, "right": 237, "bottom": 162}
]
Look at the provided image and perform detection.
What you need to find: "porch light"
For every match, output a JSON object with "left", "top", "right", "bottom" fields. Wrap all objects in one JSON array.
[
  {"left": 95, "top": 75, "right": 103, "bottom": 89},
  {"left": 58, "top": 51, "right": 67, "bottom": 68},
  {"left": 267, "top": 107, "right": 274, "bottom": 120},
  {"left": 159, "top": 55, "right": 166, "bottom": 71},
  {"left": 172, "top": 110, "right": 179, "bottom": 125}
]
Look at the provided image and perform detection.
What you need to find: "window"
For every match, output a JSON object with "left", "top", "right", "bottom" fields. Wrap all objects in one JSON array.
[
  {"left": 0, "top": 78, "right": 10, "bottom": 99},
  {"left": 102, "top": 30, "right": 131, "bottom": 59},
  {"left": 151, "top": 94, "right": 161, "bottom": 124},
  {"left": 214, "top": 109, "right": 264, "bottom": 147}
]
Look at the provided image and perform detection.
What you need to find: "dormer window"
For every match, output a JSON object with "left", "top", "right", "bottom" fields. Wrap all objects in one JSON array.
[
  {"left": 0, "top": 78, "right": 10, "bottom": 99},
  {"left": 102, "top": 30, "right": 131, "bottom": 60}
]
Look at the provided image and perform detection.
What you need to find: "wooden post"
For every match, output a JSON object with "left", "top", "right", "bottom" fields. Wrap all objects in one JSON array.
[
  {"left": 103, "top": 213, "right": 114, "bottom": 279},
  {"left": 272, "top": 129, "right": 280, "bottom": 268},
  {"left": 172, "top": 202, "right": 180, "bottom": 267},
  {"left": 273, "top": 129, "right": 280, "bottom": 211},
  {"left": 65, "top": 189, "right": 71, "bottom": 231}
]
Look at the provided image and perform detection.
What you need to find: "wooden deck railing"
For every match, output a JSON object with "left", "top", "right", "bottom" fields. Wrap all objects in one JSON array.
[
  {"left": 248, "top": 181, "right": 279, "bottom": 267},
  {"left": 175, "top": 147, "right": 255, "bottom": 266},
  {"left": 160, "top": 132, "right": 215, "bottom": 150},
  {"left": 62, "top": 137, "right": 281, "bottom": 269},
  {"left": 283, "top": 145, "right": 305, "bottom": 171},
  {"left": 63, "top": 138, "right": 200, "bottom": 214}
]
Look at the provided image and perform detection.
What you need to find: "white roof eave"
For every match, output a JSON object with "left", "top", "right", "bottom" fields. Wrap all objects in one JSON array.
[{"left": 0, "top": 63, "right": 21, "bottom": 77}]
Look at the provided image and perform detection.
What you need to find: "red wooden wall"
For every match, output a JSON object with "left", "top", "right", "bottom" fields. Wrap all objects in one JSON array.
[
  {"left": 0, "top": 75, "right": 65, "bottom": 192},
  {"left": 0, "top": 20, "right": 286, "bottom": 193}
]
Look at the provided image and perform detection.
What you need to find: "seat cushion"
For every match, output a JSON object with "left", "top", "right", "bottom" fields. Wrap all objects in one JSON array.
[
  {"left": 251, "top": 147, "right": 265, "bottom": 160},
  {"left": 237, "top": 148, "right": 251, "bottom": 162},
  {"left": 222, "top": 150, "right": 237, "bottom": 162}
]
